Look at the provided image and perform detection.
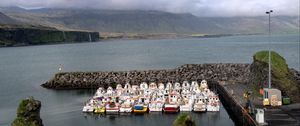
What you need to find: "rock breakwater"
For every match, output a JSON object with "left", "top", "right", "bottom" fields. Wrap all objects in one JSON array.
[{"left": 42, "top": 63, "right": 250, "bottom": 89}]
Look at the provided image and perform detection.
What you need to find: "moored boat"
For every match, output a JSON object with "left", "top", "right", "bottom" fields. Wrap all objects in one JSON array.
[
  {"left": 119, "top": 98, "right": 134, "bottom": 113},
  {"left": 149, "top": 91, "right": 165, "bottom": 112},
  {"left": 105, "top": 101, "right": 120, "bottom": 114},
  {"left": 180, "top": 89, "right": 194, "bottom": 111},
  {"left": 82, "top": 99, "right": 95, "bottom": 112},
  {"left": 163, "top": 90, "right": 180, "bottom": 113},
  {"left": 133, "top": 97, "right": 149, "bottom": 113},
  {"left": 206, "top": 93, "right": 220, "bottom": 112},
  {"left": 193, "top": 94, "right": 207, "bottom": 112}
]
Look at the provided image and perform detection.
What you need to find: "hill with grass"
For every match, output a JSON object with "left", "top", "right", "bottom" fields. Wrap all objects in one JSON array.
[{"left": 250, "top": 51, "right": 300, "bottom": 102}]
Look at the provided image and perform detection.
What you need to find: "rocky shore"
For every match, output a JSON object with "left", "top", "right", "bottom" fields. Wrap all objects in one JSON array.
[
  {"left": 11, "top": 97, "right": 43, "bottom": 126},
  {"left": 0, "top": 25, "right": 99, "bottom": 47},
  {"left": 42, "top": 63, "right": 251, "bottom": 89}
]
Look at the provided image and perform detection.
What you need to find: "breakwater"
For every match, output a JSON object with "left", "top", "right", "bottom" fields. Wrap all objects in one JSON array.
[
  {"left": 0, "top": 26, "right": 99, "bottom": 47},
  {"left": 42, "top": 63, "right": 250, "bottom": 89}
]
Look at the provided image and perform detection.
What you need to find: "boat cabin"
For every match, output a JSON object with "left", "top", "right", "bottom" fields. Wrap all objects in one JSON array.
[
  {"left": 182, "top": 81, "right": 190, "bottom": 89},
  {"left": 158, "top": 83, "right": 164, "bottom": 90},
  {"left": 149, "top": 82, "right": 158, "bottom": 90},
  {"left": 200, "top": 80, "right": 208, "bottom": 89},
  {"left": 166, "top": 82, "right": 173, "bottom": 90},
  {"left": 140, "top": 82, "right": 148, "bottom": 90}
]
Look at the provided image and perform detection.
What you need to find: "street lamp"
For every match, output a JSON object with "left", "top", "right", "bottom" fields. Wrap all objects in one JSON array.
[{"left": 266, "top": 10, "right": 273, "bottom": 89}]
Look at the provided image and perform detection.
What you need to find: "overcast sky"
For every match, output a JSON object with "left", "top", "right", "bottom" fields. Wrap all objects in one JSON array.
[{"left": 0, "top": 0, "right": 299, "bottom": 16}]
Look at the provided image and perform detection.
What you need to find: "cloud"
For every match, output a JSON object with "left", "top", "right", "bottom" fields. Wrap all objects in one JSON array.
[{"left": 0, "top": 0, "right": 298, "bottom": 16}]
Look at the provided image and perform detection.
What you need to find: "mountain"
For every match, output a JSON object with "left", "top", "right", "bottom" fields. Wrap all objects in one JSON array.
[
  {"left": 0, "top": 11, "right": 20, "bottom": 25},
  {"left": 1, "top": 7, "right": 298, "bottom": 34}
]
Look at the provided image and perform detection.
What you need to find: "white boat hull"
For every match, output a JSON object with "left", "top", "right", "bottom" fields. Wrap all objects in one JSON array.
[
  {"left": 193, "top": 104, "right": 206, "bottom": 112},
  {"left": 82, "top": 106, "right": 94, "bottom": 112},
  {"left": 206, "top": 105, "right": 220, "bottom": 112},
  {"left": 149, "top": 103, "right": 164, "bottom": 112},
  {"left": 119, "top": 107, "right": 132, "bottom": 113},
  {"left": 180, "top": 105, "right": 193, "bottom": 111},
  {"left": 149, "top": 107, "right": 163, "bottom": 112},
  {"left": 106, "top": 109, "right": 119, "bottom": 113}
]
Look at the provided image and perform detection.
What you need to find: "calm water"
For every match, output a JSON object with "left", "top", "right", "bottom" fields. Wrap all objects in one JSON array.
[{"left": 0, "top": 34, "right": 299, "bottom": 126}]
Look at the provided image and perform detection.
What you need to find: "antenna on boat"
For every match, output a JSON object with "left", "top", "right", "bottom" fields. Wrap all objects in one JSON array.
[{"left": 266, "top": 10, "right": 273, "bottom": 89}]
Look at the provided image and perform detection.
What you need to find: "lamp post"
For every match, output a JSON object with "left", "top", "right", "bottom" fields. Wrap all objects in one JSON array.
[{"left": 266, "top": 10, "right": 273, "bottom": 89}]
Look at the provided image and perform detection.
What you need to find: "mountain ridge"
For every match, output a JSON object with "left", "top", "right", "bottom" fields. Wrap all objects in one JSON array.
[{"left": 1, "top": 7, "right": 298, "bottom": 34}]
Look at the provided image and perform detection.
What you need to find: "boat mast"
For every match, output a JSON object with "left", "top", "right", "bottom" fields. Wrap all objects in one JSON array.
[{"left": 266, "top": 10, "right": 273, "bottom": 89}]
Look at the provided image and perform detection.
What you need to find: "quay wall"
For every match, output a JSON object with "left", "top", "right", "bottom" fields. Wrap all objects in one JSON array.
[
  {"left": 209, "top": 81, "right": 258, "bottom": 126},
  {"left": 42, "top": 63, "right": 250, "bottom": 89}
]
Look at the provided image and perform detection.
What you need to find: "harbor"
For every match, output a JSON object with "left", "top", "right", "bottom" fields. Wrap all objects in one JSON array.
[
  {"left": 1, "top": 35, "right": 299, "bottom": 126},
  {"left": 42, "top": 56, "right": 300, "bottom": 125},
  {"left": 82, "top": 80, "right": 220, "bottom": 114}
]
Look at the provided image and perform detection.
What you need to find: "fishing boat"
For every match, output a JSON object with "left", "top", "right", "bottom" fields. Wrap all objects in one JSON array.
[
  {"left": 149, "top": 91, "right": 165, "bottom": 112},
  {"left": 206, "top": 93, "right": 220, "bottom": 112},
  {"left": 193, "top": 94, "right": 207, "bottom": 112},
  {"left": 93, "top": 96, "right": 106, "bottom": 113},
  {"left": 119, "top": 98, "right": 134, "bottom": 113},
  {"left": 105, "top": 101, "right": 120, "bottom": 114},
  {"left": 82, "top": 99, "right": 95, "bottom": 112},
  {"left": 133, "top": 97, "right": 149, "bottom": 113},
  {"left": 180, "top": 89, "right": 194, "bottom": 111},
  {"left": 163, "top": 90, "right": 180, "bottom": 113}
]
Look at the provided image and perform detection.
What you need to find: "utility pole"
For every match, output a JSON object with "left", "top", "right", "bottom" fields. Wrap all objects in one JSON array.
[{"left": 266, "top": 10, "right": 273, "bottom": 89}]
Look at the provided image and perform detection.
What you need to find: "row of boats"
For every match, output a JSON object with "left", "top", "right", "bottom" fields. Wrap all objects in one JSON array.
[{"left": 82, "top": 80, "right": 220, "bottom": 114}]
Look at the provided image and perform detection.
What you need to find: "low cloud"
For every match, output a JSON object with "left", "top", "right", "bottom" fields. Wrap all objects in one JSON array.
[{"left": 0, "top": 0, "right": 298, "bottom": 16}]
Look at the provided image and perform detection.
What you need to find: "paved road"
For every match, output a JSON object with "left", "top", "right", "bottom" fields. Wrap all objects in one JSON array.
[{"left": 222, "top": 82, "right": 300, "bottom": 126}]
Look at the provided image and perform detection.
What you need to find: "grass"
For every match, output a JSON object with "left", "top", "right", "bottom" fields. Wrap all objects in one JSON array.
[
  {"left": 253, "top": 51, "right": 299, "bottom": 102},
  {"left": 254, "top": 50, "right": 289, "bottom": 78},
  {"left": 173, "top": 113, "right": 196, "bottom": 126}
]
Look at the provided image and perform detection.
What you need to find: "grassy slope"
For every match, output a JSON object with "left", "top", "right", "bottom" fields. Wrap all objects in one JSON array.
[{"left": 253, "top": 51, "right": 299, "bottom": 102}]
